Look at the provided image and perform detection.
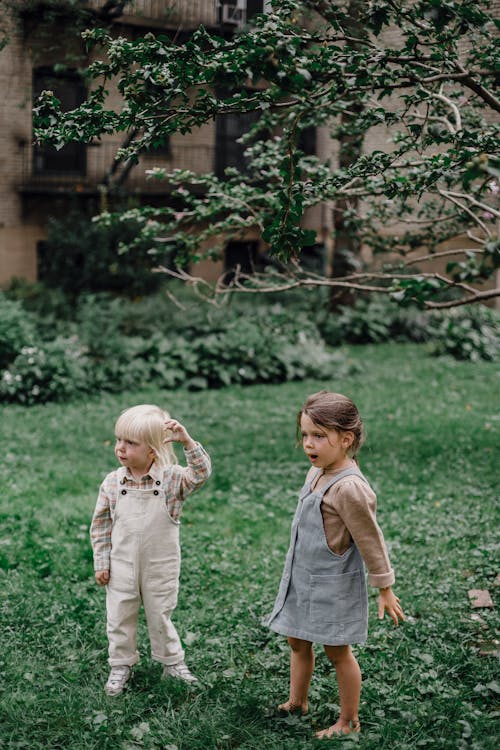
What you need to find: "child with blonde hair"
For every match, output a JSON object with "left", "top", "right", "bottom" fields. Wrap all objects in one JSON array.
[
  {"left": 266, "top": 391, "right": 404, "bottom": 737},
  {"left": 90, "top": 404, "right": 211, "bottom": 696}
]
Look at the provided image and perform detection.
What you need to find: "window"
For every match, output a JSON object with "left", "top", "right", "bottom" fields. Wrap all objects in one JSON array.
[
  {"left": 215, "top": 108, "right": 261, "bottom": 178},
  {"left": 33, "top": 67, "right": 86, "bottom": 176},
  {"left": 246, "top": 0, "right": 265, "bottom": 21},
  {"left": 223, "top": 240, "right": 260, "bottom": 283},
  {"left": 216, "top": 1, "right": 264, "bottom": 28},
  {"left": 298, "top": 126, "right": 317, "bottom": 156}
]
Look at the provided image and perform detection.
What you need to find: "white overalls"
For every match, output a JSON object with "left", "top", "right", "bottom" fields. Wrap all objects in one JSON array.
[{"left": 106, "top": 480, "right": 184, "bottom": 667}]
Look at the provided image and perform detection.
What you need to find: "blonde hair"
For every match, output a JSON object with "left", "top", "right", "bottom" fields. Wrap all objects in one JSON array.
[
  {"left": 297, "top": 391, "right": 365, "bottom": 460},
  {"left": 114, "top": 404, "right": 177, "bottom": 468}
]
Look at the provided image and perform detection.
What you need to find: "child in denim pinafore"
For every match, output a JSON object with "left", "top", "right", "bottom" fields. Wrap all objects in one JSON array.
[
  {"left": 266, "top": 391, "right": 404, "bottom": 739},
  {"left": 90, "top": 404, "right": 211, "bottom": 696}
]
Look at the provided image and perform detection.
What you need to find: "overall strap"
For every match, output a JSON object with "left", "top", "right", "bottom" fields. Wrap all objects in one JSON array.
[
  {"left": 316, "top": 467, "right": 368, "bottom": 497},
  {"left": 112, "top": 467, "right": 133, "bottom": 518}
]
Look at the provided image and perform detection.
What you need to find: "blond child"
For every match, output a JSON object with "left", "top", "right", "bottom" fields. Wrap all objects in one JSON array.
[
  {"left": 266, "top": 391, "right": 404, "bottom": 737},
  {"left": 90, "top": 404, "right": 211, "bottom": 696}
]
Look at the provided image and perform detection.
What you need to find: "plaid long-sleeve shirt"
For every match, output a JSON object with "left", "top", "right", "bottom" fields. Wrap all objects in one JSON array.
[{"left": 90, "top": 442, "right": 211, "bottom": 572}]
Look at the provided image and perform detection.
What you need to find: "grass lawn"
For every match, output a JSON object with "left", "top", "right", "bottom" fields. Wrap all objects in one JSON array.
[{"left": 0, "top": 343, "right": 498, "bottom": 750}]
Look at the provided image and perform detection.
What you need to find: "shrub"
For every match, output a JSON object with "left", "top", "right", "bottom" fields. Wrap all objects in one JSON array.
[
  {"left": 40, "top": 213, "right": 172, "bottom": 298},
  {"left": 0, "top": 337, "right": 90, "bottom": 405},
  {"left": 0, "top": 293, "right": 37, "bottom": 370},
  {"left": 318, "top": 296, "right": 430, "bottom": 346},
  {"left": 429, "top": 306, "right": 499, "bottom": 362}
]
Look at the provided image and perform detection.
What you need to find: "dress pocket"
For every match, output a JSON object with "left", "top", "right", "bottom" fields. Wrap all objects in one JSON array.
[{"left": 310, "top": 571, "right": 362, "bottom": 624}]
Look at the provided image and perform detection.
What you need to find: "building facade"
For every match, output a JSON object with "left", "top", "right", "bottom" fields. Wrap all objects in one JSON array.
[
  {"left": 1, "top": 0, "right": 325, "bottom": 286},
  {"left": 0, "top": 2, "right": 496, "bottom": 300}
]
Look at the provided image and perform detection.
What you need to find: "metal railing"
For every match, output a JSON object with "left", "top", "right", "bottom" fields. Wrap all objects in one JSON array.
[
  {"left": 21, "top": 139, "right": 216, "bottom": 193},
  {"left": 86, "top": 1, "right": 217, "bottom": 27}
]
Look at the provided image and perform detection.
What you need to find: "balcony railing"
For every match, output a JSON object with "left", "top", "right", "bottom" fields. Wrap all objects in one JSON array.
[
  {"left": 21, "top": 139, "right": 216, "bottom": 193},
  {"left": 86, "top": 1, "right": 217, "bottom": 28}
]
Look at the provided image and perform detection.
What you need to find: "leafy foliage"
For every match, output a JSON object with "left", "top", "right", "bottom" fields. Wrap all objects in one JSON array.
[
  {"left": 319, "top": 296, "right": 431, "bottom": 345},
  {"left": 0, "top": 293, "right": 37, "bottom": 370},
  {"left": 318, "top": 293, "right": 499, "bottom": 359},
  {"left": 0, "top": 337, "right": 90, "bottom": 405},
  {"left": 429, "top": 305, "right": 500, "bottom": 361},
  {"left": 32, "top": 0, "right": 500, "bottom": 307},
  {"left": 0, "top": 290, "right": 356, "bottom": 404},
  {"left": 1, "top": 284, "right": 497, "bottom": 404},
  {"left": 41, "top": 213, "right": 172, "bottom": 298}
]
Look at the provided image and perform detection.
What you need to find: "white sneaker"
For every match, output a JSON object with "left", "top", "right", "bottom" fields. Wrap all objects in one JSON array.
[
  {"left": 105, "top": 665, "right": 131, "bottom": 696},
  {"left": 162, "top": 661, "right": 198, "bottom": 683}
]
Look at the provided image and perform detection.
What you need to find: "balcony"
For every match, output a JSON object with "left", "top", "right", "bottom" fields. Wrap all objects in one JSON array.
[
  {"left": 20, "top": 138, "right": 216, "bottom": 195},
  {"left": 86, "top": 1, "right": 217, "bottom": 28}
]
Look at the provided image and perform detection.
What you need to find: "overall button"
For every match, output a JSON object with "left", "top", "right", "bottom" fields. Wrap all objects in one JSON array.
[
  {"left": 121, "top": 489, "right": 127, "bottom": 495},
  {"left": 155, "top": 480, "right": 161, "bottom": 486},
  {"left": 153, "top": 490, "right": 159, "bottom": 496}
]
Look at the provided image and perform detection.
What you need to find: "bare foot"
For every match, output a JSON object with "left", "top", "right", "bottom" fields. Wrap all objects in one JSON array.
[
  {"left": 278, "top": 699, "right": 308, "bottom": 715},
  {"left": 315, "top": 718, "right": 360, "bottom": 739}
]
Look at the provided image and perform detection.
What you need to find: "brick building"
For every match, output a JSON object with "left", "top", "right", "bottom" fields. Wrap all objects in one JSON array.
[
  {"left": 0, "top": 0, "right": 332, "bottom": 286},
  {"left": 0, "top": 1, "right": 497, "bottom": 299}
]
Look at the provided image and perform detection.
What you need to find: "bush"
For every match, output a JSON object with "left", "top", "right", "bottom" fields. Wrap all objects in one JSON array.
[
  {"left": 318, "top": 296, "right": 430, "bottom": 346},
  {"left": 0, "top": 337, "right": 90, "bottom": 405},
  {"left": 88, "top": 308, "right": 356, "bottom": 394},
  {"left": 0, "top": 293, "right": 37, "bottom": 370},
  {"left": 40, "top": 213, "right": 172, "bottom": 298},
  {"left": 429, "top": 306, "right": 499, "bottom": 362}
]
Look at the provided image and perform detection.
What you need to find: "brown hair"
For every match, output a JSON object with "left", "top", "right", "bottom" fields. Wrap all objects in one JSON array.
[{"left": 297, "top": 391, "right": 365, "bottom": 459}]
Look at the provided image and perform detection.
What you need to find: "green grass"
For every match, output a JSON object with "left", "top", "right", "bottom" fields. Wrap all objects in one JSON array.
[{"left": 0, "top": 343, "right": 498, "bottom": 750}]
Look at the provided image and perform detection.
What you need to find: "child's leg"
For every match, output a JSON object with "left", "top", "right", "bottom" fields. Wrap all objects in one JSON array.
[
  {"left": 279, "top": 636, "right": 314, "bottom": 714},
  {"left": 106, "top": 585, "right": 141, "bottom": 666},
  {"left": 143, "top": 598, "right": 185, "bottom": 667},
  {"left": 316, "top": 644, "right": 361, "bottom": 738}
]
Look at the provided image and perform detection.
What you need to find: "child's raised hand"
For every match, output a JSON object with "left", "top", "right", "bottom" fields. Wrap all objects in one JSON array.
[
  {"left": 378, "top": 587, "right": 405, "bottom": 626},
  {"left": 95, "top": 570, "right": 109, "bottom": 586},
  {"left": 163, "top": 419, "right": 195, "bottom": 449}
]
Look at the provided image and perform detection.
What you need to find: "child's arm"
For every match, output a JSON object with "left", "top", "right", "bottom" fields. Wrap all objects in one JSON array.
[
  {"left": 90, "top": 478, "right": 113, "bottom": 585},
  {"left": 326, "top": 479, "right": 405, "bottom": 625},
  {"left": 164, "top": 418, "right": 212, "bottom": 497},
  {"left": 378, "top": 586, "right": 405, "bottom": 626}
]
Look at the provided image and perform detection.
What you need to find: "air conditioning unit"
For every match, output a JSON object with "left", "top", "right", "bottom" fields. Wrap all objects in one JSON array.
[{"left": 220, "top": 4, "right": 245, "bottom": 28}]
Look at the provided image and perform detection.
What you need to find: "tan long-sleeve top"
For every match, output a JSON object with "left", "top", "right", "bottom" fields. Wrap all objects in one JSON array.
[{"left": 309, "top": 468, "right": 395, "bottom": 589}]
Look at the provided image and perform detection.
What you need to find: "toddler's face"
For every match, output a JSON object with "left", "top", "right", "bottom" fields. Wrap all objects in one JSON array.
[{"left": 115, "top": 434, "right": 155, "bottom": 477}]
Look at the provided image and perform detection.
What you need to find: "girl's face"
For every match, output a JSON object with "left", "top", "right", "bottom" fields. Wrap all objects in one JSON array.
[
  {"left": 115, "top": 434, "right": 156, "bottom": 478},
  {"left": 300, "top": 413, "right": 353, "bottom": 471}
]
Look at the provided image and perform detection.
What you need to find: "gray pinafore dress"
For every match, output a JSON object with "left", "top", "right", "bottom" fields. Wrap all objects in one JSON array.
[{"left": 266, "top": 467, "right": 369, "bottom": 645}]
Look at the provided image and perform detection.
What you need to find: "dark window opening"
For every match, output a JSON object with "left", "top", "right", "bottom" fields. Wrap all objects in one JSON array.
[
  {"left": 33, "top": 67, "right": 86, "bottom": 176},
  {"left": 223, "top": 240, "right": 260, "bottom": 283},
  {"left": 144, "top": 135, "right": 171, "bottom": 157},
  {"left": 36, "top": 239, "right": 49, "bottom": 280},
  {"left": 298, "top": 126, "right": 317, "bottom": 156},
  {"left": 246, "top": 0, "right": 264, "bottom": 21},
  {"left": 300, "top": 243, "right": 325, "bottom": 274},
  {"left": 215, "top": 108, "right": 261, "bottom": 178}
]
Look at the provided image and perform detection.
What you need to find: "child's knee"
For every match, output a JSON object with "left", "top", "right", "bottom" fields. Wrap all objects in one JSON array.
[
  {"left": 323, "top": 644, "right": 351, "bottom": 665},
  {"left": 288, "top": 636, "right": 313, "bottom": 654}
]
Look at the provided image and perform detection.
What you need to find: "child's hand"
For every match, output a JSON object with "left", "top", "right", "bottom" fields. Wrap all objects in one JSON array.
[
  {"left": 378, "top": 587, "right": 405, "bottom": 626},
  {"left": 164, "top": 419, "right": 195, "bottom": 450},
  {"left": 95, "top": 570, "right": 110, "bottom": 586}
]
